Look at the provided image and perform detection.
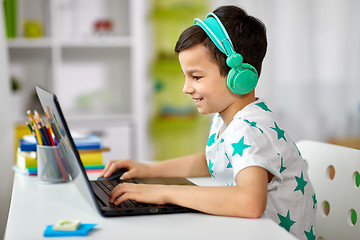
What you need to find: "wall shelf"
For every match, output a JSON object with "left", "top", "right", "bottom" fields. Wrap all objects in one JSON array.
[
  {"left": 7, "top": 0, "right": 150, "bottom": 162},
  {"left": 8, "top": 36, "right": 132, "bottom": 48}
]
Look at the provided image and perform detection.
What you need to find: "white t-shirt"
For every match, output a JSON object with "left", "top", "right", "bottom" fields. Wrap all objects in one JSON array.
[{"left": 205, "top": 99, "right": 316, "bottom": 240}]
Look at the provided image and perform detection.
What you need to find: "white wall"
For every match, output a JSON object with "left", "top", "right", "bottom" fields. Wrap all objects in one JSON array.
[
  {"left": 0, "top": 1, "right": 14, "bottom": 238},
  {"left": 211, "top": 0, "right": 360, "bottom": 142}
]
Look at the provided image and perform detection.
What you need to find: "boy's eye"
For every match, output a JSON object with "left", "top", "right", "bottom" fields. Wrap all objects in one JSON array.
[{"left": 193, "top": 76, "right": 202, "bottom": 80}]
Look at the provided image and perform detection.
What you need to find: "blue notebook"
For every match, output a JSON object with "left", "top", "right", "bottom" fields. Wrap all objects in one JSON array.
[
  {"left": 19, "top": 135, "right": 102, "bottom": 152},
  {"left": 43, "top": 224, "right": 97, "bottom": 237}
]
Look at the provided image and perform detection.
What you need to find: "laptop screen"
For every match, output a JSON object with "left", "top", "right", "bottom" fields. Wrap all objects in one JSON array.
[{"left": 36, "top": 86, "right": 100, "bottom": 214}]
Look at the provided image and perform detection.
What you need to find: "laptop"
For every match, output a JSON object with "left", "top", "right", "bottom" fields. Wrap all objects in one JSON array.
[{"left": 36, "top": 86, "right": 197, "bottom": 217}]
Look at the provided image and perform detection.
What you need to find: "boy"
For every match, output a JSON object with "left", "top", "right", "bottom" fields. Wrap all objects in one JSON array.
[{"left": 100, "top": 5, "right": 316, "bottom": 239}]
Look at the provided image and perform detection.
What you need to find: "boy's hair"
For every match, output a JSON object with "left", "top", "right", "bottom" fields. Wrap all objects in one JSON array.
[{"left": 175, "top": 5, "right": 267, "bottom": 77}]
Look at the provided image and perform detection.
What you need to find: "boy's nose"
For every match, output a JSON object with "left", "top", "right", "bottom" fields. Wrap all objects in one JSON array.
[{"left": 183, "top": 79, "right": 194, "bottom": 94}]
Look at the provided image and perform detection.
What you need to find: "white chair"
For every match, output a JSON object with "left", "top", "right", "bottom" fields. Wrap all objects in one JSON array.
[{"left": 296, "top": 140, "right": 360, "bottom": 240}]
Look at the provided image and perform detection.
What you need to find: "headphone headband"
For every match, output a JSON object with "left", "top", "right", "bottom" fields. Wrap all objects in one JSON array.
[{"left": 194, "top": 13, "right": 235, "bottom": 57}]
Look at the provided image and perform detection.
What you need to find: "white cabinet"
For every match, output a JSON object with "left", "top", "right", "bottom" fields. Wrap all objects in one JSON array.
[{"left": 7, "top": 0, "right": 150, "bottom": 162}]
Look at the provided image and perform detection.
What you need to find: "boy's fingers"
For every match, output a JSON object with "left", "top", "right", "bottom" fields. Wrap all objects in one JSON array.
[
  {"left": 99, "top": 162, "right": 112, "bottom": 177},
  {"left": 110, "top": 183, "right": 132, "bottom": 203},
  {"left": 104, "top": 164, "right": 119, "bottom": 177},
  {"left": 99, "top": 159, "right": 135, "bottom": 178},
  {"left": 120, "top": 171, "right": 133, "bottom": 180},
  {"left": 102, "top": 160, "right": 128, "bottom": 177},
  {"left": 115, "top": 193, "right": 132, "bottom": 205}
]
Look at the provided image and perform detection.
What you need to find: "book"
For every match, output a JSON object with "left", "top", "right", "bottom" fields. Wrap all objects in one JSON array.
[
  {"left": 13, "top": 165, "right": 105, "bottom": 176},
  {"left": 78, "top": 151, "right": 103, "bottom": 166},
  {"left": 74, "top": 136, "right": 103, "bottom": 150},
  {"left": 16, "top": 149, "right": 103, "bottom": 170},
  {"left": 19, "top": 135, "right": 102, "bottom": 152},
  {"left": 16, "top": 134, "right": 106, "bottom": 176},
  {"left": 16, "top": 149, "right": 37, "bottom": 169},
  {"left": 12, "top": 165, "right": 37, "bottom": 176}
]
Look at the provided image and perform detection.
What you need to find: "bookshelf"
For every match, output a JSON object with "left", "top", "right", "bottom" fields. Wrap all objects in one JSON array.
[{"left": 7, "top": 0, "right": 151, "bottom": 162}]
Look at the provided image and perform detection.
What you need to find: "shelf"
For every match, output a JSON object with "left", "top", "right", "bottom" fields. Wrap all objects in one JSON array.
[
  {"left": 7, "top": 36, "right": 132, "bottom": 48},
  {"left": 56, "top": 47, "right": 131, "bottom": 117},
  {"left": 7, "top": 38, "right": 52, "bottom": 48},
  {"left": 60, "top": 36, "right": 133, "bottom": 48},
  {"left": 66, "top": 114, "right": 134, "bottom": 126},
  {"left": 7, "top": 0, "right": 149, "bottom": 161}
]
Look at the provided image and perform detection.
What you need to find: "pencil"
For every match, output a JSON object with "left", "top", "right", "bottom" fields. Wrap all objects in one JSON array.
[
  {"left": 49, "top": 126, "right": 58, "bottom": 145},
  {"left": 47, "top": 106, "right": 63, "bottom": 139},
  {"left": 27, "top": 110, "right": 37, "bottom": 126},
  {"left": 44, "top": 109, "right": 58, "bottom": 145},
  {"left": 34, "top": 126, "right": 43, "bottom": 145},
  {"left": 25, "top": 120, "right": 39, "bottom": 144},
  {"left": 25, "top": 120, "right": 34, "bottom": 133},
  {"left": 40, "top": 125, "right": 50, "bottom": 146},
  {"left": 46, "top": 125, "right": 56, "bottom": 146},
  {"left": 34, "top": 110, "right": 42, "bottom": 123}
]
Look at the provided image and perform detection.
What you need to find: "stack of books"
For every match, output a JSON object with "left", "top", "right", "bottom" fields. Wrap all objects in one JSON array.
[{"left": 14, "top": 134, "right": 107, "bottom": 176}]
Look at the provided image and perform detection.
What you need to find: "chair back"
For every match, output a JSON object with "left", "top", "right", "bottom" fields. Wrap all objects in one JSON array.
[{"left": 296, "top": 140, "right": 360, "bottom": 240}]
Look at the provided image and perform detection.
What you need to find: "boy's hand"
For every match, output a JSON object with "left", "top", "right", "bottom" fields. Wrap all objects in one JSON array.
[
  {"left": 99, "top": 159, "right": 150, "bottom": 180},
  {"left": 109, "top": 183, "right": 169, "bottom": 206}
]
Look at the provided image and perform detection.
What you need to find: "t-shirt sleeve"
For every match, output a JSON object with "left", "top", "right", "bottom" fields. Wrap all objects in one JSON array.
[{"left": 224, "top": 121, "right": 283, "bottom": 187}]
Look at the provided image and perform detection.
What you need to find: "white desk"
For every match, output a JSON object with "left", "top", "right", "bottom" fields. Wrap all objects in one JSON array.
[{"left": 5, "top": 172, "right": 296, "bottom": 240}]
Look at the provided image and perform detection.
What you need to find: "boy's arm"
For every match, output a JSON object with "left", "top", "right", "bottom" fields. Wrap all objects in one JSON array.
[
  {"left": 100, "top": 153, "right": 209, "bottom": 179},
  {"left": 147, "top": 153, "right": 210, "bottom": 178},
  {"left": 167, "top": 166, "right": 268, "bottom": 218},
  {"left": 110, "top": 166, "right": 268, "bottom": 218}
]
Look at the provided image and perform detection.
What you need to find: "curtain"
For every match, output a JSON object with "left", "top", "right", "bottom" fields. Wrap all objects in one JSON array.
[{"left": 211, "top": 0, "right": 360, "bottom": 143}]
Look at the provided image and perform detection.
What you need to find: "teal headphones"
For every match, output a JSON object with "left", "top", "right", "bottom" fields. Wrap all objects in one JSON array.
[{"left": 194, "top": 13, "right": 258, "bottom": 95}]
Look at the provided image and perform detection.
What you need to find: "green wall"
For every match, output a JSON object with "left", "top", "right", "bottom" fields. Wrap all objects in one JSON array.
[{"left": 149, "top": 0, "right": 211, "bottom": 160}]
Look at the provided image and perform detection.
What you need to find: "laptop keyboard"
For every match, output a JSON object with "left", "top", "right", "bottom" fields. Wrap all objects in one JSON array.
[{"left": 95, "top": 179, "right": 151, "bottom": 208}]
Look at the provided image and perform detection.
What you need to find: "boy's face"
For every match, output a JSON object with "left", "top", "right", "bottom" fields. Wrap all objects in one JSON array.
[{"left": 179, "top": 44, "right": 235, "bottom": 116}]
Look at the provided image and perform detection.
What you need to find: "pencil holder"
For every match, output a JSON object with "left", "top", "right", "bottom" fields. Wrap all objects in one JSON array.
[{"left": 37, "top": 145, "right": 70, "bottom": 184}]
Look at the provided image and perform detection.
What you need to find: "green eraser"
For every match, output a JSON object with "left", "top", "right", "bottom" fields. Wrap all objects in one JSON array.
[{"left": 53, "top": 220, "right": 81, "bottom": 231}]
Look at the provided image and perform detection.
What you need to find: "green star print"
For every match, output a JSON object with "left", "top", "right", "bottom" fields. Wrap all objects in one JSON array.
[
  {"left": 312, "top": 194, "right": 317, "bottom": 209},
  {"left": 208, "top": 159, "right": 215, "bottom": 178},
  {"left": 225, "top": 153, "right": 232, "bottom": 168},
  {"left": 207, "top": 133, "right": 216, "bottom": 147},
  {"left": 231, "top": 136, "right": 251, "bottom": 157},
  {"left": 243, "top": 119, "right": 263, "bottom": 133},
  {"left": 277, "top": 153, "right": 286, "bottom": 173},
  {"left": 255, "top": 102, "right": 272, "bottom": 112},
  {"left": 280, "top": 156, "right": 286, "bottom": 173},
  {"left": 294, "top": 171, "right": 308, "bottom": 195},
  {"left": 304, "top": 226, "right": 316, "bottom": 240},
  {"left": 277, "top": 210, "right": 295, "bottom": 232},
  {"left": 270, "top": 122, "right": 287, "bottom": 142}
]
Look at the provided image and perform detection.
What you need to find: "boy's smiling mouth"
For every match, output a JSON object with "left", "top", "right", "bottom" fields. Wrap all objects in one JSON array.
[{"left": 192, "top": 97, "right": 203, "bottom": 105}]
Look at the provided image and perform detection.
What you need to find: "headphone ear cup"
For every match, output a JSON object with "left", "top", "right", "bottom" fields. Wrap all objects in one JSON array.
[{"left": 226, "top": 64, "right": 258, "bottom": 95}]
